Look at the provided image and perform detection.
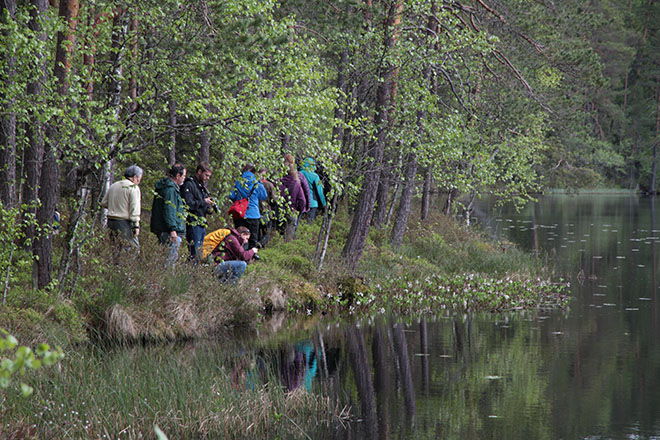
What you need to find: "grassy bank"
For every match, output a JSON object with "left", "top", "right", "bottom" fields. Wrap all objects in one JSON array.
[{"left": 0, "top": 207, "right": 568, "bottom": 346}]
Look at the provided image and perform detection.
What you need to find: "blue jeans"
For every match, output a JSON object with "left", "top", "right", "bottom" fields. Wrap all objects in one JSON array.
[
  {"left": 158, "top": 232, "right": 182, "bottom": 267},
  {"left": 186, "top": 225, "right": 206, "bottom": 262},
  {"left": 215, "top": 260, "right": 247, "bottom": 283}
]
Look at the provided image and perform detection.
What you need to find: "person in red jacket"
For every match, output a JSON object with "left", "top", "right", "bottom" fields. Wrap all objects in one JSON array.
[{"left": 211, "top": 226, "right": 258, "bottom": 283}]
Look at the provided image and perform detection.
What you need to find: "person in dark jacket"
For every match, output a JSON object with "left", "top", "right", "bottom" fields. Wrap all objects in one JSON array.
[
  {"left": 181, "top": 162, "right": 215, "bottom": 262},
  {"left": 212, "top": 226, "right": 258, "bottom": 283},
  {"left": 229, "top": 164, "right": 268, "bottom": 249},
  {"left": 150, "top": 163, "right": 187, "bottom": 267}
]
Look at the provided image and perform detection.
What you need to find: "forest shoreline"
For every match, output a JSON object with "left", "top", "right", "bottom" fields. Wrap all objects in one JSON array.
[{"left": 0, "top": 209, "right": 569, "bottom": 347}]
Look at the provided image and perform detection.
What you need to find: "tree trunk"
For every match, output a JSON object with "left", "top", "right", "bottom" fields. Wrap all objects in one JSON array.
[
  {"left": 342, "top": 1, "right": 403, "bottom": 271},
  {"left": 371, "top": 161, "right": 391, "bottom": 227},
  {"left": 34, "top": 0, "right": 79, "bottom": 289},
  {"left": 0, "top": 0, "right": 17, "bottom": 209},
  {"left": 199, "top": 129, "right": 210, "bottom": 164},
  {"left": 23, "top": 0, "right": 49, "bottom": 261},
  {"left": 420, "top": 166, "right": 432, "bottom": 221},
  {"left": 385, "top": 179, "right": 400, "bottom": 226},
  {"left": 168, "top": 98, "right": 177, "bottom": 165},
  {"left": 390, "top": 153, "right": 417, "bottom": 247}
]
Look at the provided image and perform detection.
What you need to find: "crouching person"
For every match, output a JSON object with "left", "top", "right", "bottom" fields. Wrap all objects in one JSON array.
[{"left": 209, "top": 226, "right": 258, "bottom": 283}]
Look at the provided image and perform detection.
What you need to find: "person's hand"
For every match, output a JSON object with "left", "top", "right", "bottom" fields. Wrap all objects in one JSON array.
[
  {"left": 170, "top": 231, "right": 178, "bottom": 241},
  {"left": 205, "top": 197, "right": 214, "bottom": 205},
  {"left": 133, "top": 227, "right": 140, "bottom": 237},
  {"left": 251, "top": 247, "right": 258, "bottom": 253}
]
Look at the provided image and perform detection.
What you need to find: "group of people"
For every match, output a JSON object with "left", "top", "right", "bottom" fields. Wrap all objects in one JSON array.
[{"left": 101, "top": 155, "right": 327, "bottom": 284}]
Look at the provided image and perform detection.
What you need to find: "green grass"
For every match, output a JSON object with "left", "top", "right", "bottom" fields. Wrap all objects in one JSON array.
[{"left": 0, "top": 343, "right": 346, "bottom": 439}]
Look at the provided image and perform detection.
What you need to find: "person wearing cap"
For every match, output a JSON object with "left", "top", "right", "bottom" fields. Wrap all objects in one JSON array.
[{"left": 101, "top": 165, "right": 144, "bottom": 249}]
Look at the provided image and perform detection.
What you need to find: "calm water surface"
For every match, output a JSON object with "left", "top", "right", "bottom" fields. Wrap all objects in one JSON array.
[{"left": 271, "top": 194, "right": 660, "bottom": 439}]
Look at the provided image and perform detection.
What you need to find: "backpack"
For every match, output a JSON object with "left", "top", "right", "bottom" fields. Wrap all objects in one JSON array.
[{"left": 201, "top": 228, "right": 231, "bottom": 259}]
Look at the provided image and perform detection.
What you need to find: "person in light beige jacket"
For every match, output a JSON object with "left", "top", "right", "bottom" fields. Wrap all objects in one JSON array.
[{"left": 101, "top": 165, "right": 143, "bottom": 247}]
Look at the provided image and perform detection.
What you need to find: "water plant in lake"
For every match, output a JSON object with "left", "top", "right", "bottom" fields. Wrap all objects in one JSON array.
[{"left": 330, "top": 272, "right": 568, "bottom": 315}]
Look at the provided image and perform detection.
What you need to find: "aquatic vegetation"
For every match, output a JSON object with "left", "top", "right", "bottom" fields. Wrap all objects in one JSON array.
[{"left": 329, "top": 273, "right": 569, "bottom": 315}]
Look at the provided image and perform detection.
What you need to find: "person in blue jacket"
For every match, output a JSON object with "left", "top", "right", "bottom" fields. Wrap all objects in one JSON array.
[
  {"left": 299, "top": 157, "right": 327, "bottom": 222},
  {"left": 229, "top": 163, "right": 268, "bottom": 249}
]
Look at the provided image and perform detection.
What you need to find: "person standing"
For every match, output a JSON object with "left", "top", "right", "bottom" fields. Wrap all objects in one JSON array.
[
  {"left": 229, "top": 163, "right": 268, "bottom": 249},
  {"left": 150, "top": 163, "right": 187, "bottom": 267},
  {"left": 181, "top": 162, "right": 215, "bottom": 262},
  {"left": 101, "top": 165, "right": 143, "bottom": 252},
  {"left": 299, "top": 157, "right": 326, "bottom": 222},
  {"left": 278, "top": 160, "right": 306, "bottom": 242}
]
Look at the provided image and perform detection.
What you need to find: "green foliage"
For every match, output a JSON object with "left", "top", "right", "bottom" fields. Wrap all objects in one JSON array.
[{"left": 0, "top": 330, "right": 64, "bottom": 397}]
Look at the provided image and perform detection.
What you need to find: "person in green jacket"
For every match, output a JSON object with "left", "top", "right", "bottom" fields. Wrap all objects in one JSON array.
[
  {"left": 299, "top": 157, "right": 326, "bottom": 223},
  {"left": 150, "top": 163, "right": 187, "bottom": 267}
]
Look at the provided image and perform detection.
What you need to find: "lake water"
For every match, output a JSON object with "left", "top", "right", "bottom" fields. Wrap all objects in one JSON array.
[{"left": 268, "top": 193, "right": 660, "bottom": 439}]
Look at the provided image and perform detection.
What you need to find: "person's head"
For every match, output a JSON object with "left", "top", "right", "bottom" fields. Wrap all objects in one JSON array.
[
  {"left": 243, "top": 163, "right": 256, "bottom": 174},
  {"left": 168, "top": 163, "right": 187, "bottom": 185},
  {"left": 124, "top": 165, "right": 143, "bottom": 184},
  {"left": 236, "top": 226, "right": 250, "bottom": 242},
  {"left": 195, "top": 162, "right": 212, "bottom": 184},
  {"left": 284, "top": 153, "right": 295, "bottom": 165}
]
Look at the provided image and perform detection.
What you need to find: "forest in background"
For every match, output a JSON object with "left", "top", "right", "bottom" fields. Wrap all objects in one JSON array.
[{"left": 1, "top": 0, "right": 659, "bottom": 294}]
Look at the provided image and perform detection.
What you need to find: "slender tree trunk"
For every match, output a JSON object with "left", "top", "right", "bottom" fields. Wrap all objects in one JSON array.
[
  {"left": 128, "top": 14, "right": 138, "bottom": 113},
  {"left": 199, "top": 129, "right": 210, "bottom": 164},
  {"left": 372, "top": 159, "right": 392, "bottom": 227},
  {"left": 168, "top": 99, "right": 177, "bottom": 165},
  {"left": 421, "top": 166, "right": 432, "bottom": 221},
  {"left": 35, "top": 0, "right": 79, "bottom": 289},
  {"left": 97, "top": 10, "right": 126, "bottom": 224},
  {"left": 385, "top": 180, "right": 400, "bottom": 226},
  {"left": 0, "top": 0, "right": 17, "bottom": 209},
  {"left": 390, "top": 153, "right": 417, "bottom": 247},
  {"left": 23, "top": 0, "right": 49, "bottom": 265}
]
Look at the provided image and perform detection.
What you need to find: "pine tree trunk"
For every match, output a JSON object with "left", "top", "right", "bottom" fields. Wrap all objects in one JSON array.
[
  {"left": 23, "top": 0, "right": 49, "bottom": 263},
  {"left": 371, "top": 162, "right": 391, "bottom": 227},
  {"left": 342, "top": 1, "right": 403, "bottom": 271},
  {"left": 390, "top": 153, "right": 417, "bottom": 247},
  {"left": 34, "top": 0, "right": 79, "bottom": 289},
  {"left": 0, "top": 0, "right": 17, "bottom": 208}
]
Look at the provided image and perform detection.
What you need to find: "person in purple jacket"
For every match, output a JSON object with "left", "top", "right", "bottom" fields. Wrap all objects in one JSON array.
[
  {"left": 211, "top": 226, "right": 258, "bottom": 283},
  {"left": 279, "top": 156, "right": 306, "bottom": 242}
]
